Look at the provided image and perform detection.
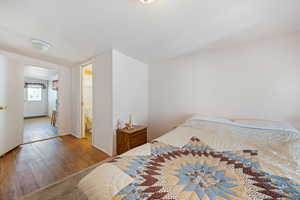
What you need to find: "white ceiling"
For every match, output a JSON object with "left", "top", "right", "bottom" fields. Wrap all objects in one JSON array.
[
  {"left": 24, "top": 66, "right": 58, "bottom": 80},
  {"left": 0, "top": 0, "right": 300, "bottom": 66}
]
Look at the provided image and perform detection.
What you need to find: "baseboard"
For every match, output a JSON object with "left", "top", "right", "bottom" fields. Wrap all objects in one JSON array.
[
  {"left": 57, "top": 131, "right": 69, "bottom": 136},
  {"left": 69, "top": 132, "right": 82, "bottom": 139},
  {"left": 92, "top": 144, "right": 112, "bottom": 156},
  {"left": 68, "top": 133, "right": 112, "bottom": 156},
  {"left": 24, "top": 115, "right": 47, "bottom": 119},
  {"left": 22, "top": 136, "right": 61, "bottom": 145}
]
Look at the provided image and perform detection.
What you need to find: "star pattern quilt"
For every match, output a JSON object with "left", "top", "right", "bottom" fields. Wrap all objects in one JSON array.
[{"left": 110, "top": 137, "right": 300, "bottom": 200}]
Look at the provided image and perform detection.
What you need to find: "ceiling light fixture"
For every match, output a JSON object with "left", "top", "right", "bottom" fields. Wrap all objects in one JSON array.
[
  {"left": 31, "top": 39, "right": 52, "bottom": 51},
  {"left": 139, "top": 0, "right": 156, "bottom": 4}
]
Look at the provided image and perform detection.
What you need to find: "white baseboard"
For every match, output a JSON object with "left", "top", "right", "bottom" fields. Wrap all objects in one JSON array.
[
  {"left": 59, "top": 132, "right": 71, "bottom": 136},
  {"left": 73, "top": 133, "right": 82, "bottom": 139},
  {"left": 67, "top": 132, "right": 82, "bottom": 138},
  {"left": 68, "top": 132, "right": 112, "bottom": 156},
  {"left": 92, "top": 144, "right": 112, "bottom": 156}
]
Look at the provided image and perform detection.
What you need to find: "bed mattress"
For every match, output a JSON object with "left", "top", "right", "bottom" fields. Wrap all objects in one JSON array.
[{"left": 78, "top": 119, "right": 300, "bottom": 199}]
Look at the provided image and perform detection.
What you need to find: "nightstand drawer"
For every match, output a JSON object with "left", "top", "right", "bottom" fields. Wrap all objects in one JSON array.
[{"left": 129, "top": 131, "right": 147, "bottom": 148}]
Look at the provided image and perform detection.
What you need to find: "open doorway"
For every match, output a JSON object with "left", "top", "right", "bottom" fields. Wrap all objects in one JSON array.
[
  {"left": 81, "top": 64, "right": 93, "bottom": 143},
  {"left": 23, "top": 66, "right": 59, "bottom": 143}
]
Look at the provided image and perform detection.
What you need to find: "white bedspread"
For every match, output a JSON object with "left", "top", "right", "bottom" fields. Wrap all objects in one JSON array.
[{"left": 78, "top": 120, "right": 300, "bottom": 200}]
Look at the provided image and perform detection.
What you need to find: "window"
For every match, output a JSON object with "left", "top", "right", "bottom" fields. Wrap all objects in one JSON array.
[{"left": 27, "top": 87, "right": 42, "bottom": 101}]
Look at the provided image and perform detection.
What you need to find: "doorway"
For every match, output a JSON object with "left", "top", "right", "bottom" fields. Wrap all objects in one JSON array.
[
  {"left": 81, "top": 64, "right": 93, "bottom": 142},
  {"left": 23, "top": 66, "right": 59, "bottom": 143}
]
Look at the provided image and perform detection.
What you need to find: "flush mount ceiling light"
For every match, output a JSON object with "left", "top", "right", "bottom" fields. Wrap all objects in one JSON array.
[
  {"left": 139, "top": 0, "right": 156, "bottom": 4},
  {"left": 31, "top": 39, "right": 52, "bottom": 51}
]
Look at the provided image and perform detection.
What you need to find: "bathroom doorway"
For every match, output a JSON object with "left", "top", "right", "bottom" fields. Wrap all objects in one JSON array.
[{"left": 81, "top": 64, "right": 93, "bottom": 142}]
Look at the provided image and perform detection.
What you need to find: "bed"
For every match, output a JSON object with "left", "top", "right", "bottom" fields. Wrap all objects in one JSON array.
[{"left": 78, "top": 116, "right": 300, "bottom": 199}]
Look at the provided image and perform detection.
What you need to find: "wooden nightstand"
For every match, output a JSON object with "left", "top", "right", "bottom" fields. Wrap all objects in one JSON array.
[{"left": 117, "top": 125, "right": 147, "bottom": 155}]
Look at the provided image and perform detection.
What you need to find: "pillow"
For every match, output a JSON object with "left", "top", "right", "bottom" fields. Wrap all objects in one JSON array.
[
  {"left": 189, "top": 114, "right": 232, "bottom": 124},
  {"left": 231, "top": 118, "right": 299, "bottom": 133}
]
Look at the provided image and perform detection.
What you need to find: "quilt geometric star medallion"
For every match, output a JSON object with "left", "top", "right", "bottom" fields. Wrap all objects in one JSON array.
[{"left": 110, "top": 137, "right": 300, "bottom": 200}]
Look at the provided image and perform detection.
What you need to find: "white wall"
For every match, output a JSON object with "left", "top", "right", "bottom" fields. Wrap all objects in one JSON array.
[
  {"left": 112, "top": 50, "right": 148, "bottom": 128},
  {"left": 71, "top": 55, "right": 114, "bottom": 154},
  {"left": 93, "top": 52, "right": 114, "bottom": 155},
  {"left": 71, "top": 50, "right": 149, "bottom": 156},
  {"left": 57, "top": 66, "right": 72, "bottom": 135},
  {"left": 71, "top": 66, "right": 81, "bottom": 138},
  {"left": 149, "top": 34, "right": 300, "bottom": 140},
  {"left": 112, "top": 50, "right": 148, "bottom": 153},
  {"left": 24, "top": 78, "right": 49, "bottom": 118}
]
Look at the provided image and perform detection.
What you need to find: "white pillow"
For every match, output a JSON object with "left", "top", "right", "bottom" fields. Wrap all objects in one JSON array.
[
  {"left": 189, "top": 114, "right": 232, "bottom": 124},
  {"left": 231, "top": 119, "right": 299, "bottom": 133}
]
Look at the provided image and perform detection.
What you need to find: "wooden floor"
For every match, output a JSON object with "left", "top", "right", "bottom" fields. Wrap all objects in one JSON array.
[
  {"left": 0, "top": 135, "right": 109, "bottom": 200},
  {"left": 23, "top": 117, "right": 58, "bottom": 143}
]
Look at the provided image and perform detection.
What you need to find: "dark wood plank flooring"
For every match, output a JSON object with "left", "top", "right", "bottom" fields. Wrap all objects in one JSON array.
[{"left": 0, "top": 135, "right": 109, "bottom": 200}]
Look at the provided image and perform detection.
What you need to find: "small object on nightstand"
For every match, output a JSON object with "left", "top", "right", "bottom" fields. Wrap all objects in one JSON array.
[
  {"left": 124, "top": 114, "right": 134, "bottom": 130},
  {"left": 117, "top": 125, "right": 148, "bottom": 155}
]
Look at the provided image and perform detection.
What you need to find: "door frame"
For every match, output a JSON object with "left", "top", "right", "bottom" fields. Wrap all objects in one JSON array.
[
  {"left": 22, "top": 65, "right": 60, "bottom": 144},
  {"left": 0, "top": 50, "right": 62, "bottom": 156},
  {"left": 80, "top": 63, "right": 93, "bottom": 143}
]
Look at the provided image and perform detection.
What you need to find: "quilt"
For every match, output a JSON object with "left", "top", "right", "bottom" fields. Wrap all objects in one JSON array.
[{"left": 110, "top": 137, "right": 300, "bottom": 200}]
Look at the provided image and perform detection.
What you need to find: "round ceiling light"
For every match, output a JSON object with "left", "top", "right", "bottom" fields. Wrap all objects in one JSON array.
[
  {"left": 139, "top": 0, "right": 156, "bottom": 4},
  {"left": 31, "top": 39, "right": 52, "bottom": 51}
]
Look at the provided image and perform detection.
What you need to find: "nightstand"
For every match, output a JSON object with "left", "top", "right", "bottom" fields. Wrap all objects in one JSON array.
[{"left": 117, "top": 125, "right": 147, "bottom": 155}]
